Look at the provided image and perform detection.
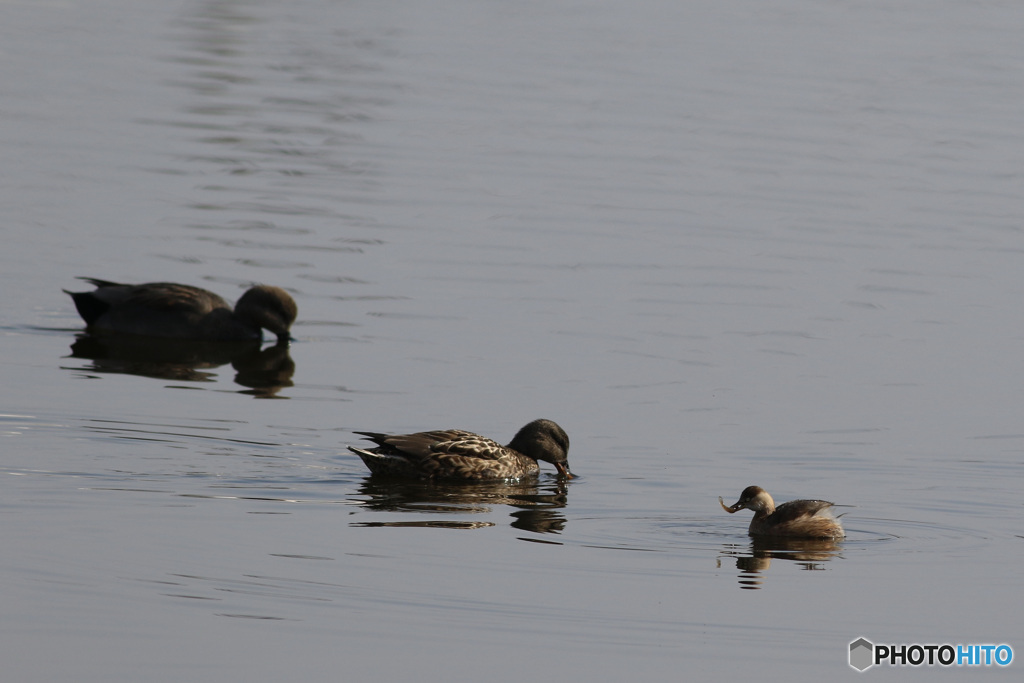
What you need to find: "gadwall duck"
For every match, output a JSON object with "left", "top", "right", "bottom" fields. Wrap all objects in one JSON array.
[
  {"left": 348, "top": 419, "right": 573, "bottom": 481},
  {"left": 65, "top": 278, "right": 297, "bottom": 342},
  {"left": 720, "top": 485, "right": 845, "bottom": 539}
]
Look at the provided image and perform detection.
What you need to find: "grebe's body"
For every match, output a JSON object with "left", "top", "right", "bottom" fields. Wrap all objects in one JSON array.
[{"left": 720, "top": 486, "right": 844, "bottom": 539}]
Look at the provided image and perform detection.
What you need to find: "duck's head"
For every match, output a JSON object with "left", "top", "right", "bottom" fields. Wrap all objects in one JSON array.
[
  {"left": 508, "top": 419, "right": 574, "bottom": 479},
  {"left": 236, "top": 285, "right": 298, "bottom": 343},
  {"left": 719, "top": 485, "right": 774, "bottom": 513}
]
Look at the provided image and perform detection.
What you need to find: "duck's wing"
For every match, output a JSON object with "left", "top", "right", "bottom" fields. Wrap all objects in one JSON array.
[
  {"left": 354, "top": 429, "right": 505, "bottom": 461},
  {"left": 429, "top": 432, "right": 506, "bottom": 460},
  {"left": 74, "top": 280, "right": 229, "bottom": 314},
  {"left": 123, "top": 283, "right": 229, "bottom": 314}
]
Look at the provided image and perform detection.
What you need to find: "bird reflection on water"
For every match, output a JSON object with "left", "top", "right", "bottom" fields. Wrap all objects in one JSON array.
[
  {"left": 352, "top": 478, "right": 569, "bottom": 534},
  {"left": 718, "top": 536, "right": 844, "bottom": 590},
  {"left": 66, "top": 335, "right": 295, "bottom": 397}
]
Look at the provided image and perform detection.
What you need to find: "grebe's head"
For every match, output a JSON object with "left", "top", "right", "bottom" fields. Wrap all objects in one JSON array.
[{"left": 719, "top": 485, "right": 774, "bottom": 513}]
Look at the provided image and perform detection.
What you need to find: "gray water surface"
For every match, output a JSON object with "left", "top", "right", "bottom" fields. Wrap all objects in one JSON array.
[{"left": 3, "top": 0, "right": 1022, "bottom": 680}]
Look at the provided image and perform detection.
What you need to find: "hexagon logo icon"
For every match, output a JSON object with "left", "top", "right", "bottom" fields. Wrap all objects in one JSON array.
[{"left": 850, "top": 637, "right": 874, "bottom": 671}]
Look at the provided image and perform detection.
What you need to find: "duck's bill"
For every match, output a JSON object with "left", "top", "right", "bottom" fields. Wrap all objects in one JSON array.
[
  {"left": 719, "top": 496, "right": 739, "bottom": 513},
  {"left": 555, "top": 462, "right": 576, "bottom": 479}
]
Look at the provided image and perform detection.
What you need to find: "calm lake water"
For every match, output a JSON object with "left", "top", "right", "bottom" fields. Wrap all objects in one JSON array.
[{"left": 3, "top": 0, "right": 1022, "bottom": 680}]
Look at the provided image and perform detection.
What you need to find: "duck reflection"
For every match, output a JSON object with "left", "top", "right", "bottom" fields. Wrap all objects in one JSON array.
[
  {"left": 352, "top": 478, "right": 569, "bottom": 534},
  {"left": 718, "top": 536, "right": 843, "bottom": 590},
  {"left": 67, "top": 335, "right": 295, "bottom": 396}
]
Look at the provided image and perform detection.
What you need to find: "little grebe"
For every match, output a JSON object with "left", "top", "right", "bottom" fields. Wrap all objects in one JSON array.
[{"left": 720, "top": 485, "right": 844, "bottom": 539}]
